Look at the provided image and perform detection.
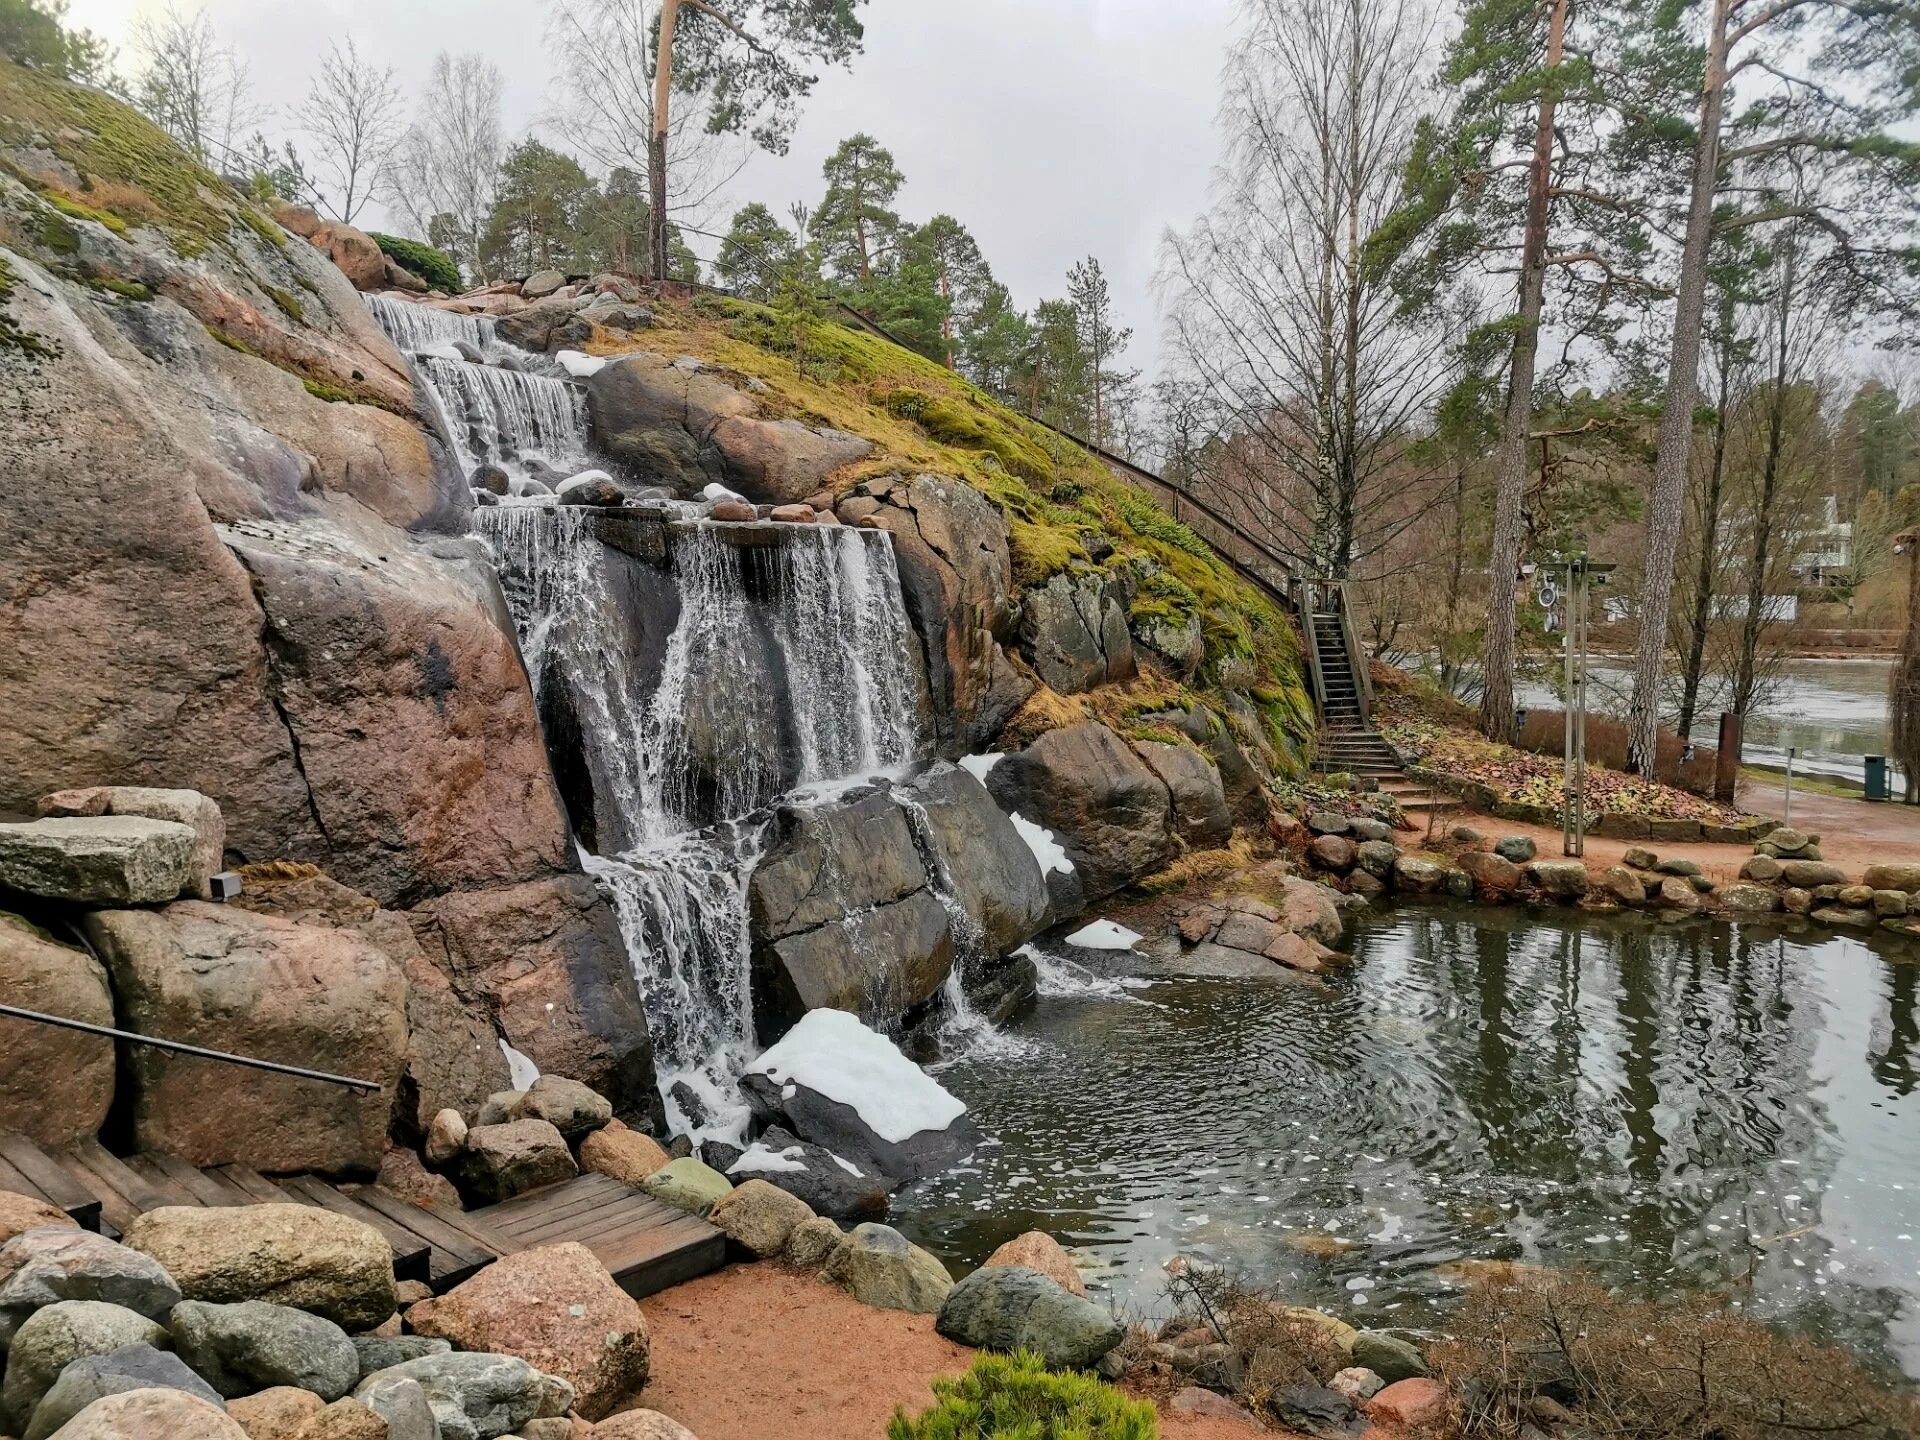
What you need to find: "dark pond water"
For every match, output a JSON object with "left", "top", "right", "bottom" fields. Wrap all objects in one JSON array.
[{"left": 890, "top": 905, "right": 1920, "bottom": 1379}]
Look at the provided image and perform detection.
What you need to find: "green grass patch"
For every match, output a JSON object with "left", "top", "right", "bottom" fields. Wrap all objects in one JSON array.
[
  {"left": 302, "top": 377, "right": 351, "bottom": 403},
  {"left": 262, "top": 284, "right": 304, "bottom": 322}
]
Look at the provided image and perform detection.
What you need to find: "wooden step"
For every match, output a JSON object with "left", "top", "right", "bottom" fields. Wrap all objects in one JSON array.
[
  {"left": 0, "top": 1130, "right": 102, "bottom": 1231},
  {"left": 469, "top": 1174, "right": 725, "bottom": 1300}
]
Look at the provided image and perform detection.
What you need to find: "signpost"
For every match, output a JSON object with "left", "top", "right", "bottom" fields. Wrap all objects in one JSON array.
[{"left": 1540, "top": 553, "right": 1615, "bottom": 857}]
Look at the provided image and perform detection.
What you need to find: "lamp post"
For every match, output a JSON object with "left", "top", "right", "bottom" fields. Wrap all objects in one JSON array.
[{"left": 1540, "top": 552, "right": 1615, "bottom": 857}]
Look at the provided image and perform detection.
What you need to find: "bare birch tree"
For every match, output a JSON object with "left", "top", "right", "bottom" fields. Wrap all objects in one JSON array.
[
  {"left": 1162, "top": 0, "right": 1454, "bottom": 580},
  {"left": 297, "top": 37, "right": 404, "bottom": 225},
  {"left": 131, "top": 4, "right": 263, "bottom": 165},
  {"left": 383, "top": 53, "right": 504, "bottom": 284}
]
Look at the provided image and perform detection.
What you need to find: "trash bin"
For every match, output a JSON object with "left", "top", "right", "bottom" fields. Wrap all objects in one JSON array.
[{"left": 1865, "top": 755, "right": 1888, "bottom": 802}]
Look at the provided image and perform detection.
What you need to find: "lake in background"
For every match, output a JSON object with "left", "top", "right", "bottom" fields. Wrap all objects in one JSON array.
[{"left": 892, "top": 906, "right": 1920, "bottom": 1381}]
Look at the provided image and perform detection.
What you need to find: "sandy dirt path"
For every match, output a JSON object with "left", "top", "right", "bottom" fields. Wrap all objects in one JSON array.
[{"left": 631, "top": 1264, "right": 1268, "bottom": 1440}]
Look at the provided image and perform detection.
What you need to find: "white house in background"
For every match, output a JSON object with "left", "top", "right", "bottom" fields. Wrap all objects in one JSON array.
[
  {"left": 1712, "top": 593, "right": 1799, "bottom": 622},
  {"left": 1791, "top": 496, "right": 1853, "bottom": 587}
]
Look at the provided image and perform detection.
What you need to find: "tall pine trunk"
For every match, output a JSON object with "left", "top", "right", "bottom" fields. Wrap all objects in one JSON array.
[
  {"left": 1676, "top": 319, "right": 1736, "bottom": 742},
  {"left": 648, "top": 0, "right": 683, "bottom": 282},
  {"left": 1479, "top": 0, "right": 1568, "bottom": 744},
  {"left": 1625, "top": 0, "right": 1732, "bottom": 776}
]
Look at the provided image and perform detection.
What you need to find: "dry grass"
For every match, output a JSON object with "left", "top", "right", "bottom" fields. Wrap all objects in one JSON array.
[{"left": 1431, "top": 1272, "right": 1920, "bottom": 1440}]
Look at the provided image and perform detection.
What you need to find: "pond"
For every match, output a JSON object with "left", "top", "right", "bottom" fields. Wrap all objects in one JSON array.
[
  {"left": 1517, "top": 655, "right": 1900, "bottom": 787},
  {"left": 891, "top": 905, "right": 1920, "bottom": 1380}
]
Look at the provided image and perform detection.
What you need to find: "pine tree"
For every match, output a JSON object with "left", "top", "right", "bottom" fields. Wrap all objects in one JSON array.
[
  {"left": 1066, "top": 256, "right": 1131, "bottom": 449},
  {"left": 909, "top": 214, "right": 992, "bottom": 369},
  {"left": 645, "top": 0, "right": 867, "bottom": 279},
  {"left": 480, "top": 139, "right": 598, "bottom": 278},
  {"left": 961, "top": 282, "right": 1030, "bottom": 400},
  {"left": 811, "top": 132, "right": 904, "bottom": 288},
  {"left": 716, "top": 201, "right": 803, "bottom": 298}
]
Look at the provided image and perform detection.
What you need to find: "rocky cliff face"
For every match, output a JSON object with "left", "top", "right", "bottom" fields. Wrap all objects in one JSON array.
[{"left": 0, "top": 63, "right": 654, "bottom": 1130}]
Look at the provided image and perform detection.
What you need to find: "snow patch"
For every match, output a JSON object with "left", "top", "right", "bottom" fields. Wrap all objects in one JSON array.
[
  {"left": 748, "top": 1008, "right": 966, "bottom": 1143},
  {"left": 1063, "top": 919, "right": 1142, "bottom": 951},
  {"left": 701, "top": 482, "right": 746, "bottom": 503},
  {"left": 1010, "top": 812, "right": 1072, "bottom": 876},
  {"left": 959, "top": 752, "right": 1003, "bottom": 783},
  {"left": 419, "top": 341, "right": 466, "bottom": 362},
  {"left": 555, "top": 349, "right": 607, "bottom": 378},
  {"left": 829, "top": 1151, "right": 865, "bottom": 1177},
  {"left": 499, "top": 1039, "right": 540, "bottom": 1089},
  {"left": 556, "top": 469, "right": 615, "bottom": 495},
  {"left": 728, "top": 1143, "right": 808, "bottom": 1176}
]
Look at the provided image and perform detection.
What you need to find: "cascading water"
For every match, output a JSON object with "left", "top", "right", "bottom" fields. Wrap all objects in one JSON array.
[
  {"left": 475, "top": 503, "right": 928, "bottom": 1138},
  {"left": 380, "top": 294, "right": 951, "bottom": 1138},
  {"left": 419, "top": 358, "right": 593, "bottom": 486},
  {"left": 370, "top": 297, "right": 590, "bottom": 492},
  {"left": 368, "top": 295, "right": 498, "bottom": 356}
]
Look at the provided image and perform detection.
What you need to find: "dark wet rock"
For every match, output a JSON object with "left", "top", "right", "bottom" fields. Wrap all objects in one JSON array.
[
  {"left": 1018, "top": 572, "right": 1135, "bottom": 693},
  {"left": 724, "top": 1126, "right": 889, "bottom": 1219}
]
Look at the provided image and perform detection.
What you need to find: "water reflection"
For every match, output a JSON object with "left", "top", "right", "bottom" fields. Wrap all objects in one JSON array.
[{"left": 891, "top": 906, "right": 1920, "bottom": 1379}]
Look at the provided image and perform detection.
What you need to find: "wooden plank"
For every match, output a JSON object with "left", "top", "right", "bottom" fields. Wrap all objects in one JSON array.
[
  {"left": 121, "top": 1154, "right": 206, "bottom": 1210},
  {"left": 494, "top": 1196, "right": 691, "bottom": 1248},
  {"left": 348, "top": 1189, "right": 502, "bottom": 1290},
  {"left": 469, "top": 1175, "right": 628, "bottom": 1227},
  {"left": 596, "top": 1226, "right": 726, "bottom": 1300},
  {"left": 56, "top": 1144, "right": 150, "bottom": 1235},
  {"left": 189, "top": 1165, "right": 267, "bottom": 1209},
  {"left": 209, "top": 1164, "right": 289, "bottom": 1204},
  {"left": 0, "top": 1131, "right": 102, "bottom": 1228},
  {"left": 277, "top": 1177, "right": 431, "bottom": 1285},
  {"left": 477, "top": 1181, "right": 633, "bottom": 1234},
  {"left": 143, "top": 1153, "right": 252, "bottom": 1209}
]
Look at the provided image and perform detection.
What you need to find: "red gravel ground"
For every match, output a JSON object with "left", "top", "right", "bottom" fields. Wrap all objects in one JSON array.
[{"left": 631, "top": 1264, "right": 1269, "bottom": 1440}]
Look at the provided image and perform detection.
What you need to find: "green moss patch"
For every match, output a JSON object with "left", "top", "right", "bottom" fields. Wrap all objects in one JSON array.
[{"left": 0, "top": 252, "right": 54, "bottom": 357}]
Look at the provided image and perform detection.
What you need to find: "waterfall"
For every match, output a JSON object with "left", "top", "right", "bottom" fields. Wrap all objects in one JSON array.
[
  {"left": 368, "top": 295, "right": 498, "bottom": 356},
  {"left": 377, "top": 293, "right": 943, "bottom": 1138},
  {"left": 420, "top": 358, "right": 592, "bottom": 484},
  {"left": 476, "top": 504, "right": 928, "bottom": 1139}
]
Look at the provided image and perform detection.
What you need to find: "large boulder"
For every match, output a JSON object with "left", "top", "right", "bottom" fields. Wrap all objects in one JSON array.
[
  {"left": 739, "top": 1009, "right": 979, "bottom": 1187},
  {"left": 2, "top": 1301, "right": 171, "bottom": 1430},
  {"left": 308, "top": 222, "right": 387, "bottom": 291},
  {"left": 0, "top": 913, "right": 116, "bottom": 1148},
  {"left": 748, "top": 790, "right": 954, "bottom": 1035},
  {"left": 454, "top": 1120, "right": 578, "bottom": 1205},
  {"left": 707, "top": 1180, "right": 816, "bottom": 1258},
  {"left": 404, "top": 1244, "right": 647, "bottom": 1422},
  {"left": 984, "top": 722, "right": 1174, "bottom": 902},
  {"left": 1147, "top": 704, "right": 1275, "bottom": 829},
  {"left": 23, "top": 1348, "right": 227, "bottom": 1440},
  {"left": 168, "top": 1300, "right": 359, "bottom": 1401},
  {"left": 899, "top": 764, "right": 1051, "bottom": 955},
  {"left": 723, "top": 1127, "right": 890, "bottom": 1220},
  {"left": 506, "top": 1076, "right": 613, "bottom": 1143},
  {"left": 121, "top": 1206, "right": 395, "bottom": 1333},
  {"left": 1279, "top": 876, "right": 1346, "bottom": 947},
  {"left": 0, "top": 1195, "right": 78, "bottom": 1247},
  {"left": 0, "top": 817, "right": 199, "bottom": 905},
  {"left": 353, "top": 1350, "right": 547, "bottom": 1440},
  {"left": 981, "top": 1232, "right": 1086, "bottom": 1297},
  {"left": 708, "top": 417, "right": 873, "bottom": 504},
  {"left": 32, "top": 1385, "right": 244, "bottom": 1440},
  {"left": 823, "top": 1224, "right": 953, "bottom": 1314},
  {"left": 0, "top": 1232, "right": 182, "bottom": 1347},
  {"left": 228, "top": 1386, "right": 327, "bottom": 1440},
  {"left": 836, "top": 475, "right": 1032, "bottom": 752},
  {"left": 934, "top": 1265, "right": 1125, "bottom": 1368},
  {"left": 1018, "top": 572, "right": 1135, "bottom": 693},
  {"left": 83, "top": 902, "right": 406, "bottom": 1173},
  {"left": 1132, "top": 742, "right": 1232, "bottom": 849},
  {"left": 1863, "top": 864, "right": 1920, "bottom": 893},
  {"left": 584, "top": 352, "right": 747, "bottom": 493},
  {"left": 0, "top": 83, "right": 583, "bottom": 911},
  {"left": 578, "top": 1122, "right": 671, "bottom": 1188},
  {"left": 229, "top": 868, "right": 512, "bottom": 1139},
  {"left": 1780, "top": 860, "right": 1846, "bottom": 888},
  {"left": 641, "top": 1159, "right": 734, "bottom": 1217},
  {"left": 37, "top": 787, "right": 225, "bottom": 898},
  {"left": 408, "top": 876, "right": 658, "bottom": 1121}
]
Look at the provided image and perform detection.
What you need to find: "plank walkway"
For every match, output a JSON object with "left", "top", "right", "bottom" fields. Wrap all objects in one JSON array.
[
  {"left": 470, "top": 1173, "right": 727, "bottom": 1299},
  {"left": 0, "top": 1130, "right": 724, "bottom": 1298}
]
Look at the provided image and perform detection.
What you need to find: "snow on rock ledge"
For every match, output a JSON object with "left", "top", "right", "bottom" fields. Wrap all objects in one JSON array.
[{"left": 739, "top": 1009, "right": 980, "bottom": 1189}]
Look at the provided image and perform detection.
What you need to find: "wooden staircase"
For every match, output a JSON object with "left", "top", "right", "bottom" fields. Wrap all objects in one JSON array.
[
  {"left": 0, "top": 1129, "right": 723, "bottom": 1300},
  {"left": 1302, "top": 584, "right": 1442, "bottom": 816}
]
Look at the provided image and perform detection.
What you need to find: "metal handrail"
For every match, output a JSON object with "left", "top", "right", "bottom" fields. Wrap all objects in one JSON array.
[
  {"left": 1334, "top": 581, "right": 1374, "bottom": 727},
  {"left": 0, "top": 1005, "right": 383, "bottom": 1092}
]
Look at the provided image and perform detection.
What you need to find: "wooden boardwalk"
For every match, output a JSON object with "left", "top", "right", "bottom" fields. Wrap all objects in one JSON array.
[{"left": 0, "top": 1130, "right": 724, "bottom": 1298}]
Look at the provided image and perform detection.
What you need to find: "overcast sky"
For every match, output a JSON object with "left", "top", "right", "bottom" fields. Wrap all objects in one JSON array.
[{"left": 64, "top": 0, "right": 1245, "bottom": 375}]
